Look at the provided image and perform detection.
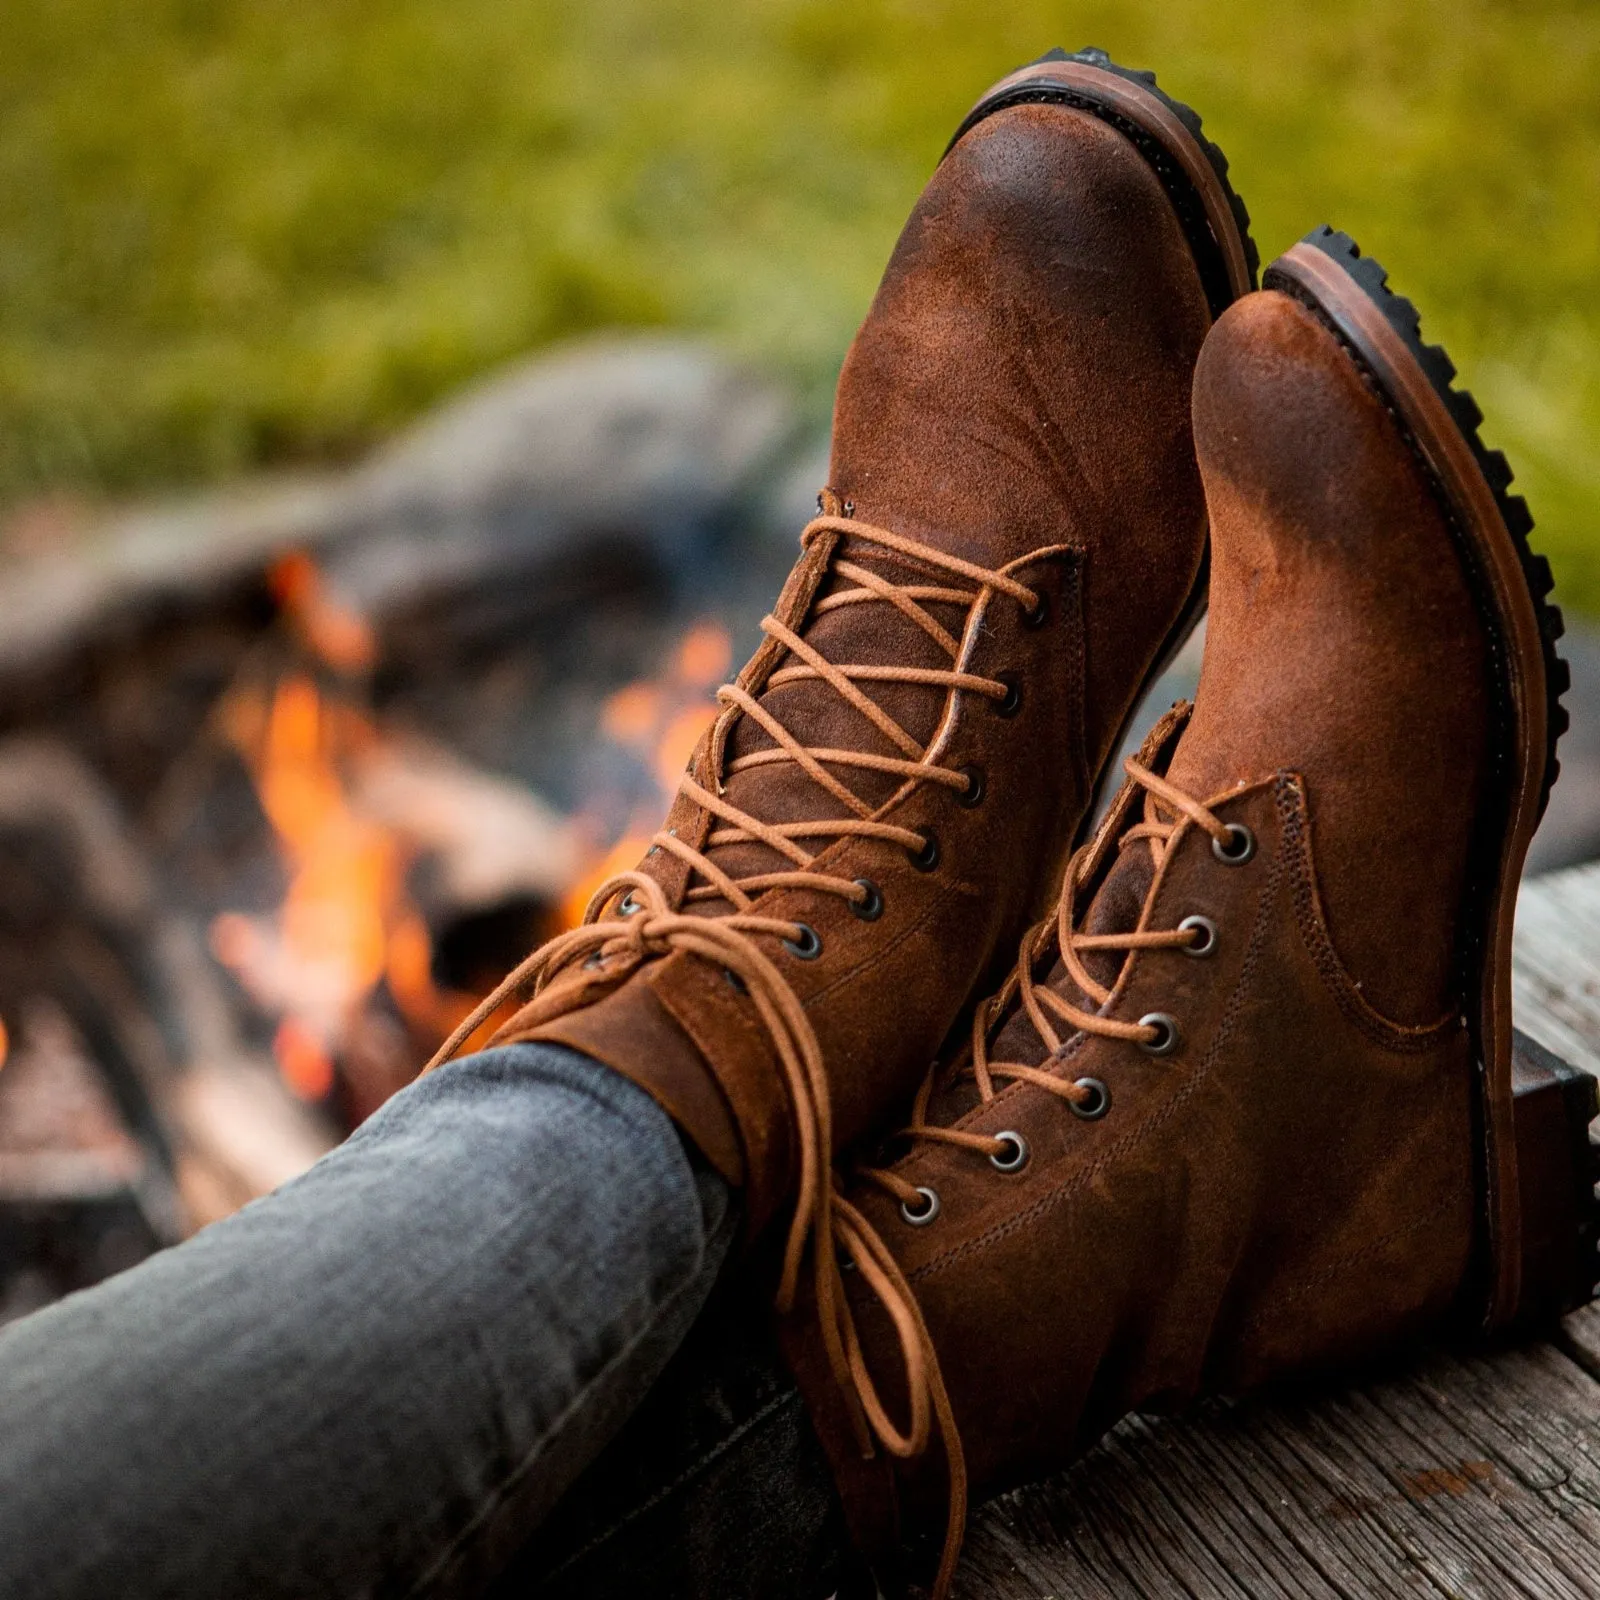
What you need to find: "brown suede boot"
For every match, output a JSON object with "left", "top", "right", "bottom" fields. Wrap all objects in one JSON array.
[
  {"left": 787, "top": 231, "right": 1589, "bottom": 1596},
  {"left": 427, "top": 47, "right": 1255, "bottom": 1299}
]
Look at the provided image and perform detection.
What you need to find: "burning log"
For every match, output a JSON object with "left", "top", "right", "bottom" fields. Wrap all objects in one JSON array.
[{"left": 0, "top": 739, "right": 335, "bottom": 1309}]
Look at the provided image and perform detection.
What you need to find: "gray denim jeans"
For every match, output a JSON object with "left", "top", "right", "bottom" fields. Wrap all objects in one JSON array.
[{"left": 0, "top": 1043, "right": 851, "bottom": 1599}]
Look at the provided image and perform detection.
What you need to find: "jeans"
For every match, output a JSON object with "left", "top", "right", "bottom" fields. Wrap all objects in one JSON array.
[{"left": 0, "top": 1042, "right": 846, "bottom": 1598}]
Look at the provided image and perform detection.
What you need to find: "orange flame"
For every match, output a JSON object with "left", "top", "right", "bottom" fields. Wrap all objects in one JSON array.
[
  {"left": 210, "top": 556, "right": 474, "bottom": 1105},
  {"left": 268, "top": 552, "right": 377, "bottom": 675},
  {"left": 213, "top": 573, "right": 734, "bottom": 1106},
  {"left": 560, "top": 621, "right": 732, "bottom": 926}
]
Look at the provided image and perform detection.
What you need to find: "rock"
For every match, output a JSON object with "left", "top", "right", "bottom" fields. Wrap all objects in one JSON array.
[{"left": 0, "top": 337, "right": 799, "bottom": 711}]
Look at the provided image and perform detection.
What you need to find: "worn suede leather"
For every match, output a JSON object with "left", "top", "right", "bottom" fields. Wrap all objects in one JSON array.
[
  {"left": 1172, "top": 291, "right": 1489, "bottom": 1023},
  {"left": 789, "top": 289, "right": 1493, "bottom": 1570},
  {"left": 511, "top": 99, "right": 1221, "bottom": 1234}
]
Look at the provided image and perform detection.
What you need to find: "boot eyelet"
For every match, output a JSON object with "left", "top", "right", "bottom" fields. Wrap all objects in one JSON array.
[
  {"left": 989, "top": 1130, "right": 1030, "bottom": 1172},
  {"left": 1021, "top": 593, "right": 1049, "bottom": 629},
  {"left": 956, "top": 765, "right": 985, "bottom": 807},
  {"left": 1139, "top": 1012, "right": 1181, "bottom": 1056},
  {"left": 584, "top": 953, "right": 605, "bottom": 971},
  {"left": 900, "top": 1186, "right": 941, "bottom": 1226},
  {"left": 618, "top": 891, "right": 643, "bottom": 915},
  {"left": 1178, "top": 914, "right": 1218, "bottom": 958},
  {"left": 850, "top": 878, "right": 884, "bottom": 921},
  {"left": 724, "top": 968, "right": 747, "bottom": 994},
  {"left": 908, "top": 832, "right": 941, "bottom": 872},
  {"left": 1070, "top": 1078, "right": 1111, "bottom": 1119},
  {"left": 1212, "top": 823, "right": 1255, "bottom": 865},
  {"left": 994, "top": 674, "right": 1022, "bottom": 717},
  {"left": 784, "top": 923, "right": 823, "bottom": 960}
]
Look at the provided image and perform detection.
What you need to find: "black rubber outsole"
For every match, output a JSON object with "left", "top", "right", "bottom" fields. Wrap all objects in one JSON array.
[
  {"left": 1266, "top": 226, "right": 1570, "bottom": 820},
  {"left": 947, "top": 46, "right": 1260, "bottom": 319}
]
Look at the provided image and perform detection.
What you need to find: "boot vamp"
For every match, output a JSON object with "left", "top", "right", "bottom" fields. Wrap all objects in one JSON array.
[{"left": 1178, "top": 286, "right": 1489, "bottom": 1024}]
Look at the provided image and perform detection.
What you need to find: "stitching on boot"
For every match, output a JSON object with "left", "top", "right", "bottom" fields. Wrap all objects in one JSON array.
[{"left": 1275, "top": 776, "right": 1458, "bottom": 1053}]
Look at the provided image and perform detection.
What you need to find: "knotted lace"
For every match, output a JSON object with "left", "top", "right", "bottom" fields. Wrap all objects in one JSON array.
[
  {"left": 422, "top": 512, "right": 1040, "bottom": 1539},
  {"left": 831, "top": 757, "right": 1234, "bottom": 1598}
]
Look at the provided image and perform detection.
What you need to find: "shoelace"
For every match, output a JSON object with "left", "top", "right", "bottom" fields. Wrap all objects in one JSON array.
[
  {"left": 834, "top": 757, "right": 1237, "bottom": 1598},
  {"left": 422, "top": 510, "right": 1040, "bottom": 1449}
]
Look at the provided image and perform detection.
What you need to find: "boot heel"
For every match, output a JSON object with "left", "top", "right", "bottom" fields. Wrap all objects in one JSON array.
[{"left": 1507, "top": 1028, "right": 1600, "bottom": 1330}]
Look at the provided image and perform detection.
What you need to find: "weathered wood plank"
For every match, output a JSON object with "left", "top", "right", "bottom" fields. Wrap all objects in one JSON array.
[
  {"left": 957, "top": 860, "right": 1600, "bottom": 1596},
  {"left": 1514, "top": 861, "right": 1600, "bottom": 1079},
  {"left": 1560, "top": 1299, "right": 1600, "bottom": 1381},
  {"left": 962, "top": 1341, "right": 1600, "bottom": 1598}
]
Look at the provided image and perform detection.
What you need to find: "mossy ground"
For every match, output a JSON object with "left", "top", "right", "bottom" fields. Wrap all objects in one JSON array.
[{"left": 4, "top": 1, "right": 1597, "bottom": 603}]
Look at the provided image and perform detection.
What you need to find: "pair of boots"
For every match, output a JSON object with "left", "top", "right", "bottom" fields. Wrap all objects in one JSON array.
[{"left": 435, "top": 48, "right": 1596, "bottom": 1597}]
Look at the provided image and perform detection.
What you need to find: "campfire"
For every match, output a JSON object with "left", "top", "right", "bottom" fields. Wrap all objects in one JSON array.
[{"left": 0, "top": 335, "right": 803, "bottom": 1320}]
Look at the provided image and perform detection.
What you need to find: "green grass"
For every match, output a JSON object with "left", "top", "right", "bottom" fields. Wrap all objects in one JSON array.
[{"left": 4, "top": 0, "right": 1598, "bottom": 604}]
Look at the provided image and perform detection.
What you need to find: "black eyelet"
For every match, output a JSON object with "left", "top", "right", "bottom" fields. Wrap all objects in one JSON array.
[
  {"left": 1069, "top": 1077, "right": 1110, "bottom": 1120},
  {"left": 850, "top": 879, "right": 884, "bottom": 921},
  {"left": 1138, "top": 1012, "right": 1181, "bottom": 1056},
  {"left": 995, "top": 674, "right": 1022, "bottom": 717},
  {"left": 783, "top": 923, "right": 823, "bottom": 960},
  {"left": 955, "top": 765, "right": 985, "bottom": 807},
  {"left": 1021, "top": 593, "right": 1049, "bottom": 629},
  {"left": 988, "top": 1130, "right": 1030, "bottom": 1172},
  {"left": 724, "top": 968, "right": 747, "bottom": 994},
  {"left": 908, "top": 832, "right": 941, "bottom": 872},
  {"left": 1212, "top": 823, "right": 1255, "bottom": 865}
]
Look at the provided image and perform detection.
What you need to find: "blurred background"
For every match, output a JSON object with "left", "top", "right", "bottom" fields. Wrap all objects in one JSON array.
[
  {"left": 0, "top": 1, "right": 1595, "bottom": 1316},
  {"left": 6, "top": 0, "right": 1598, "bottom": 597}
]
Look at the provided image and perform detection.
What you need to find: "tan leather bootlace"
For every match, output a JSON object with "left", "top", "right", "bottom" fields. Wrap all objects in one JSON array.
[
  {"left": 828, "top": 756, "right": 1241, "bottom": 1597},
  {"left": 422, "top": 509, "right": 1040, "bottom": 1392}
]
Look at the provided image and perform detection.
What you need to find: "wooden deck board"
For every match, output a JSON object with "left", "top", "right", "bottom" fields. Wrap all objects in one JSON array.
[{"left": 958, "top": 863, "right": 1600, "bottom": 1597}]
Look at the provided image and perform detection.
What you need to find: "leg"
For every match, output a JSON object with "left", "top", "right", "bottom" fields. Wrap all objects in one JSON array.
[
  {"left": 495, "top": 1276, "right": 860, "bottom": 1600},
  {"left": 0, "top": 1042, "right": 733, "bottom": 1600}
]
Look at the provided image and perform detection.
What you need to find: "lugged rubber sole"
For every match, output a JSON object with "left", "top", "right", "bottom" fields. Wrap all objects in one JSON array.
[
  {"left": 1265, "top": 228, "right": 1571, "bottom": 1331},
  {"left": 948, "top": 47, "right": 1258, "bottom": 841}
]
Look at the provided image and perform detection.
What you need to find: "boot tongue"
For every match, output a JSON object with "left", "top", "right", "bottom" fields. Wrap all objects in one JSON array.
[
  {"left": 985, "top": 831, "right": 1158, "bottom": 1066},
  {"left": 904, "top": 809, "right": 1160, "bottom": 1140},
  {"left": 924, "top": 704, "right": 1193, "bottom": 1120},
  {"left": 690, "top": 522, "right": 970, "bottom": 907}
]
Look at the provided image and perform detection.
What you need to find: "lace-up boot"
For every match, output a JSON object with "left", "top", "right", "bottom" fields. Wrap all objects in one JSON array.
[
  {"left": 428, "top": 49, "right": 1254, "bottom": 1329},
  {"left": 786, "top": 233, "right": 1584, "bottom": 1598}
]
